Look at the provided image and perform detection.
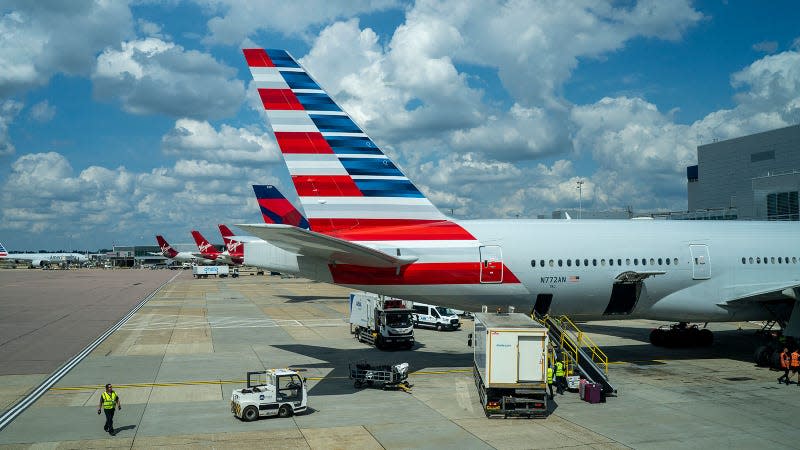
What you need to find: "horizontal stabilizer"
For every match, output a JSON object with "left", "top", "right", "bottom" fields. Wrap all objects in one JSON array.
[{"left": 236, "top": 223, "right": 418, "bottom": 268}]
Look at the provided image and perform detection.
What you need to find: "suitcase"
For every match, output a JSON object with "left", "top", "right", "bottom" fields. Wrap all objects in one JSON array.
[
  {"left": 586, "top": 383, "right": 602, "bottom": 404},
  {"left": 579, "top": 379, "right": 588, "bottom": 399}
]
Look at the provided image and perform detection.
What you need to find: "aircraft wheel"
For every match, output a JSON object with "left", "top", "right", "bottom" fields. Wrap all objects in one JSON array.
[
  {"left": 649, "top": 328, "right": 665, "bottom": 347},
  {"left": 753, "top": 345, "right": 772, "bottom": 366},
  {"left": 699, "top": 328, "right": 714, "bottom": 346},
  {"left": 278, "top": 404, "right": 293, "bottom": 418},
  {"left": 770, "top": 349, "right": 783, "bottom": 369},
  {"left": 242, "top": 406, "right": 259, "bottom": 422}
]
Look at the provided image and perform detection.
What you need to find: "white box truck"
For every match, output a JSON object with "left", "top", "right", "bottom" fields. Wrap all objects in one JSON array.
[
  {"left": 471, "top": 312, "right": 549, "bottom": 418},
  {"left": 349, "top": 292, "right": 414, "bottom": 350},
  {"left": 192, "top": 265, "right": 229, "bottom": 278}
]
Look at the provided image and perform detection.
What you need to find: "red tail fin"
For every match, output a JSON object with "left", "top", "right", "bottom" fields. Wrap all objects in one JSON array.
[
  {"left": 156, "top": 235, "right": 179, "bottom": 258},
  {"left": 218, "top": 224, "right": 243, "bottom": 259},
  {"left": 191, "top": 231, "right": 220, "bottom": 259}
]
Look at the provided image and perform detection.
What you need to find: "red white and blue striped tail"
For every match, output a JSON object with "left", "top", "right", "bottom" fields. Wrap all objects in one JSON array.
[
  {"left": 0, "top": 242, "right": 7, "bottom": 258},
  {"left": 243, "top": 49, "right": 475, "bottom": 242}
]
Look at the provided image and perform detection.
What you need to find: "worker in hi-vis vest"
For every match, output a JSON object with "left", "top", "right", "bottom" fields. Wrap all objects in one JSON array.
[
  {"left": 791, "top": 348, "right": 800, "bottom": 386},
  {"left": 555, "top": 360, "right": 566, "bottom": 395},
  {"left": 546, "top": 366, "right": 555, "bottom": 399},
  {"left": 97, "top": 383, "right": 121, "bottom": 435},
  {"left": 778, "top": 348, "right": 791, "bottom": 385}
]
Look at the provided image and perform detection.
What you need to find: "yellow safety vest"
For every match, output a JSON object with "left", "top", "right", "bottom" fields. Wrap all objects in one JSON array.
[
  {"left": 555, "top": 362, "right": 565, "bottom": 377},
  {"left": 102, "top": 391, "right": 117, "bottom": 409},
  {"left": 546, "top": 367, "right": 554, "bottom": 384}
]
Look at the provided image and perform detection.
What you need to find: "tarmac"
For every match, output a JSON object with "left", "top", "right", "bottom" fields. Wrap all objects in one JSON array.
[{"left": 1, "top": 269, "right": 799, "bottom": 449}]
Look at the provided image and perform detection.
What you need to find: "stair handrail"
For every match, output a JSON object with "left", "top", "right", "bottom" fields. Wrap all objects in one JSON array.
[{"left": 554, "top": 315, "right": 609, "bottom": 376}]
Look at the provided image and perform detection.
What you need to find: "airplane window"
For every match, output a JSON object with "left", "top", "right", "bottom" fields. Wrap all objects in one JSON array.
[
  {"left": 567, "top": 259, "right": 572, "bottom": 267},
  {"left": 771, "top": 257, "right": 775, "bottom": 264},
  {"left": 576, "top": 259, "right": 580, "bottom": 267},
  {"left": 650, "top": 258, "right": 655, "bottom": 265},
  {"left": 558, "top": 259, "right": 563, "bottom": 267},
  {"left": 601, "top": 259, "right": 606, "bottom": 266},
  {"left": 741, "top": 257, "right": 746, "bottom": 264},
  {"left": 617, "top": 259, "right": 622, "bottom": 266},
  {"left": 540, "top": 260, "right": 545, "bottom": 267},
  {"left": 609, "top": 259, "right": 613, "bottom": 266},
  {"left": 658, "top": 258, "right": 663, "bottom": 265},
  {"left": 531, "top": 260, "right": 536, "bottom": 267},
  {"left": 756, "top": 257, "right": 761, "bottom": 264},
  {"left": 793, "top": 257, "right": 797, "bottom": 263},
  {"left": 666, "top": 258, "right": 670, "bottom": 266},
  {"left": 673, "top": 258, "right": 678, "bottom": 265},
  {"left": 778, "top": 257, "right": 782, "bottom": 264},
  {"left": 763, "top": 256, "right": 768, "bottom": 263},
  {"left": 749, "top": 257, "right": 754, "bottom": 264},
  {"left": 641, "top": 258, "right": 647, "bottom": 266},
  {"left": 592, "top": 259, "right": 597, "bottom": 266},
  {"left": 626, "top": 258, "right": 631, "bottom": 265},
  {"left": 584, "top": 259, "right": 589, "bottom": 267},
  {"left": 633, "top": 259, "right": 638, "bottom": 266}
]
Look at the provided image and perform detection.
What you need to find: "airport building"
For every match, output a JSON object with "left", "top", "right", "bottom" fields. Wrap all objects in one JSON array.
[{"left": 686, "top": 124, "right": 800, "bottom": 221}]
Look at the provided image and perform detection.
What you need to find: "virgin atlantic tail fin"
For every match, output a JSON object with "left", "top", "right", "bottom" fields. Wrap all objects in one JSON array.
[
  {"left": 155, "top": 235, "right": 179, "bottom": 258},
  {"left": 191, "top": 230, "right": 221, "bottom": 260}
]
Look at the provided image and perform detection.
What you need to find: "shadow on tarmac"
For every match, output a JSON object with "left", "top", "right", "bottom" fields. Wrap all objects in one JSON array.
[{"left": 275, "top": 343, "right": 472, "bottom": 396}]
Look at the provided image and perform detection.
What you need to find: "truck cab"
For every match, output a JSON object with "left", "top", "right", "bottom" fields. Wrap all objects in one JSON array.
[
  {"left": 412, "top": 302, "right": 461, "bottom": 330},
  {"left": 231, "top": 369, "right": 307, "bottom": 421}
]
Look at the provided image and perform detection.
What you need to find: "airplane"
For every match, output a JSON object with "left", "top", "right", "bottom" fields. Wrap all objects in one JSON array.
[
  {"left": 236, "top": 48, "right": 800, "bottom": 348},
  {"left": 154, "top": 235, "right": 214, "bottom": 265},
  {"left": 0, "top": 241, "right": 89, "bottom": 268},
  {"left": 191, "top": 228, "right": 245, "bottom": 266},
  {"left": 218, "top": 224, "right": 245, "bottom": 265}
]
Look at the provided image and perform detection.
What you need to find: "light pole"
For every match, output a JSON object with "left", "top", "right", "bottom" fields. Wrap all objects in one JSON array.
[{"left": 576, "top": 180, "right": 584, "bottom": 219}]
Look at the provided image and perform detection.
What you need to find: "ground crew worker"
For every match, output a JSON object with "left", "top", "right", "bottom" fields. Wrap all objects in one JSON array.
[
  {"left": 791, "top": 348, "right": 800, "bottom": 386},
  {"left": 777, "top": 348, "right": 791, "bottom": 385},
  {"left": 555, "top": 360, "right": 566, "bottom": 395},
  {"left": 97, "top": 384, "right": 121, "bottom": 435},
  {"left": 546, "top": 366, "right": 554, "bottom": 399}
]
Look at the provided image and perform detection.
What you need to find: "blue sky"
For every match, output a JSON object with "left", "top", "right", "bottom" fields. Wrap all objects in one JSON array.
[{"left": 1, "top": 0, "right": 799, "bottom": 250}]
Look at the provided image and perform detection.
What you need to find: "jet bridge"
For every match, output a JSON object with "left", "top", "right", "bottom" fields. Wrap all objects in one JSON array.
[{"left": 536, "top": 314, "right": 617, "bottom": 396}]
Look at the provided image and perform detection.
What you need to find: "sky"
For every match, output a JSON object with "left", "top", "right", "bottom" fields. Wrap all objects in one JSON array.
[{"left": 1, "top": 0, "right": 799, "bottom": 251}]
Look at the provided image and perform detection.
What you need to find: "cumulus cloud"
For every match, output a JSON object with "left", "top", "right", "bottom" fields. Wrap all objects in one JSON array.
[
  {"left": 197, "top": 0, "right": 399, "bottom": 44},
  {"left": 29, "top": 100, "right": 55, "bottom": 122},
  {"left": 162, "top": 119, "right": 281, "bottom": 163},
  {"left": 0, "top": 1, "right": 133, "bottom": 96},
  {"left": 92, "top": 38, "right": 245, "bottom": 119},
  {"left": 0, "top": 100, "right": 23, "bottom": 156},
  {"left": 752, "top": 41, "right": 778, "bottom": 54}
]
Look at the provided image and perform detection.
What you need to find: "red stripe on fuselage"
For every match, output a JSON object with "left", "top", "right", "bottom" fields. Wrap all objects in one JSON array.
[
  {"left": 292, "top": 175, "right": 363, "bottom": 197},
  {"left": 329, "top": 262, "right": 520, "bottom": 285},
  {"left": 243, "top": 49, "right": 275, "bottom": 67},
  {"left": 274, "top": 132, "right": 334, "bottom": 154},
  {"left": 309, "top": 219, "right": 476, "bottom": 241},
  {"left": 258, "top": 89, "right": 304, "bottom": 110}
]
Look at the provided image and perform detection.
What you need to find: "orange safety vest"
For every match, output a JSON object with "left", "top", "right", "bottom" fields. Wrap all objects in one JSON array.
[
  {"left": 780, "top": 352, "right": 790, "bottom": 369},
  {"left": 791, "top": 351, "right": 800, "bottom": 368}
]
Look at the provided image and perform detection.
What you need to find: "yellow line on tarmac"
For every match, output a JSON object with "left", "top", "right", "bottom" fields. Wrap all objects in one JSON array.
[{"left": 49, "top": 367, "right": 474, "bottom": 391}]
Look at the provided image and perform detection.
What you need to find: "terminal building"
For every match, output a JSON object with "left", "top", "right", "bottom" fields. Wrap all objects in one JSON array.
[{"left": 686, "top": 124, "right": 800, "bottom": 221}]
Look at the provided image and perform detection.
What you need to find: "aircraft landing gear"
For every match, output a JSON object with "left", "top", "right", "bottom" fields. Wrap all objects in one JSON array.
[{"left": 649, "top": 322, "right": 713, "bottom": 348}]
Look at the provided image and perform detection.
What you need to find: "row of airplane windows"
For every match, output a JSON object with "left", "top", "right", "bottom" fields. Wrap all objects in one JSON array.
[
  {"left": 742, "top": 256, "right": 798, "bottom": 264},
  {"left": 530, "top": 257, "right": 680, "bottom": 268}
]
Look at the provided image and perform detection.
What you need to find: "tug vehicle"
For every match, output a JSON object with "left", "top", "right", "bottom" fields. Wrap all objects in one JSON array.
[{"left": 231, "top": 369, "right": 307, "bottom": 421}]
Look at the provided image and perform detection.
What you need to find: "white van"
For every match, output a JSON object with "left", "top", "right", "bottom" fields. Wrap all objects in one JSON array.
[{"left": 411, "top": 303, "right": 461, "bottom": 330}]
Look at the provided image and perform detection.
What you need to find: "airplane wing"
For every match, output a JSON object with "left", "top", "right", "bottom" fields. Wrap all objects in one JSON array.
[
  {"left": 236, "top": 223, "right": 418, "bottom": 268},
  {"left": 720, "top": 282, "right": 800, "bottom": 305}
]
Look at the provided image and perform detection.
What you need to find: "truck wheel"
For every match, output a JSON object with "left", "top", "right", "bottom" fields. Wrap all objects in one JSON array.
[
  {"left": 436, "top": 323, "right": 442, "bottom": 331},
  {"left": 242, "top": 406, "right": 259, "bottom": 422},
  {"left": 278, "top": 404, "right": 293, "bottom": 418}
]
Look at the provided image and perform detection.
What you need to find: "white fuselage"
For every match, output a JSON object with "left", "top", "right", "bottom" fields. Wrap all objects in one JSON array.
[{"left": 244, "top": 219, "right": 800, "bottom": 323}]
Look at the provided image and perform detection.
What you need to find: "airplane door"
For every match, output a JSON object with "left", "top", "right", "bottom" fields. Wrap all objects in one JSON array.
[
  {"left": 689, "top": 244, "right": 711, "bottom": 280},
  {"left": 479, "top": 245, "right": 503, "bottom": 283}
]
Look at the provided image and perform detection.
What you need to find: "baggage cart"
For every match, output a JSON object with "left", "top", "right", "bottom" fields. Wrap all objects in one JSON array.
[{"left": 348, "top": 361, "right": 412, "bottom": 391}]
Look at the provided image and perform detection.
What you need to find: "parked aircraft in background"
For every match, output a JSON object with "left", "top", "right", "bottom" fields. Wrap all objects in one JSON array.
[
  {"left": 253, "top": 185, "right": 309, "bottom": 229},
  {"left": 153, "top": 235, "right": 213, "bottom": 265},
  {"left": 0, "top": 242, "right": 89, "bottom": 268},
  {"left": 236, "top": 48, "right": 800, "bottom": 348},
  {"left": 218, "top": 224, "right": 245, "bottom": 265}
]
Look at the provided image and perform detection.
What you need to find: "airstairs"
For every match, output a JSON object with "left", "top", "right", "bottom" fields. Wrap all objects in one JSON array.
[{"left": 536, "top": 314, "right": 617, "bottom": 395}]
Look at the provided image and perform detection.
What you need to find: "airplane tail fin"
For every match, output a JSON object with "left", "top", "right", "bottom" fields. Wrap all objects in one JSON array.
[
  {"left": 243, "top": 49, "right": 473, "bottom": 241},
  {"left": 0, "top": 242, "right": 7, "bottom": 257},
  {"left": 191, "top": 231, "right": 220, "bottom": 258},
  {"left": 252, "top": 185, "right": 310, "bottom": 229},
  {"left": 156, "top": 235, "right": 179, "bottom": 258},
  {"left": 218, "top": 224, "right": 244, "bottom": 260}
]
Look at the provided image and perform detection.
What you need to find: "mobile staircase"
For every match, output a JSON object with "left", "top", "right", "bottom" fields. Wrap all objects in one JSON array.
[{"left": 536, "top": 314, "right": 617, "bottom": 396}]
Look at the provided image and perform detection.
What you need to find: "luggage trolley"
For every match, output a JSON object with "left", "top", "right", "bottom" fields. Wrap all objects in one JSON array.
[{"left": 348, "top": 361, "right": 412, "bottom": 392}]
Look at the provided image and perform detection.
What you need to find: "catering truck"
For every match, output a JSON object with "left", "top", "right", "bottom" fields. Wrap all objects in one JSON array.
[
  {"left": 349, "top": 292, "right": 415, "bottom": 350},
  {"left": 192, "top": 265, "right": 229, "bottom": 278},
  {"left": 470, "top": 312, "right": 549, "bottom": 418}
]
